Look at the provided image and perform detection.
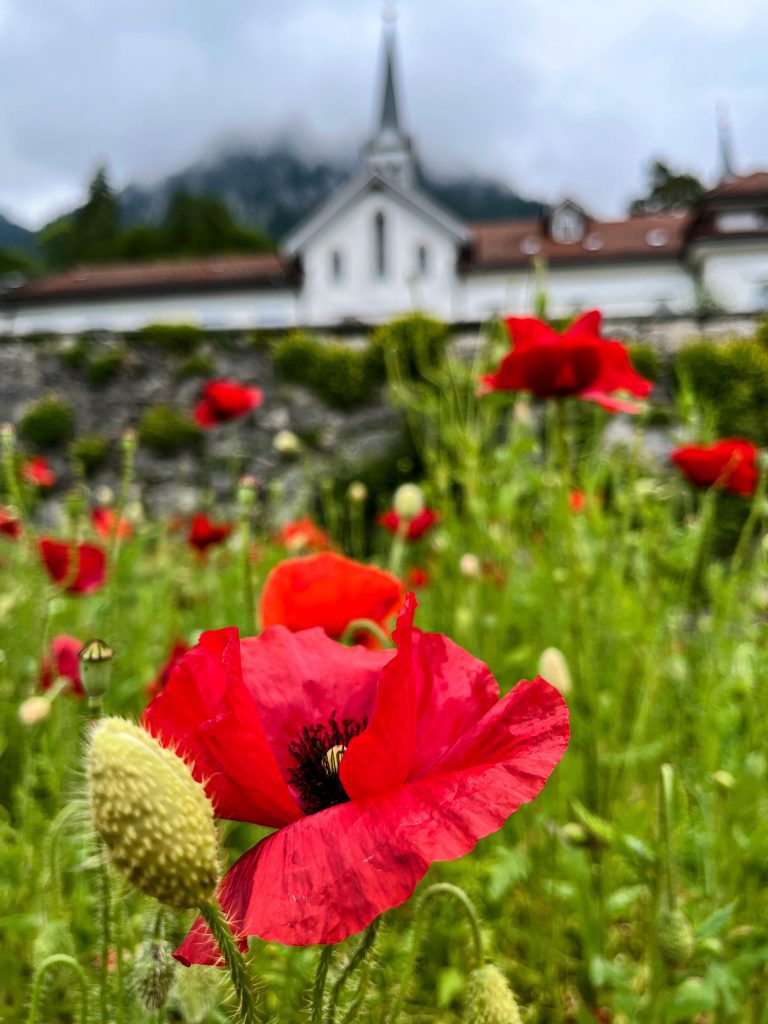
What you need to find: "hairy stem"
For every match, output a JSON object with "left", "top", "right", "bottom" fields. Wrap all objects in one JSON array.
[
  {"left": 26, "top": 954, "right": 89, "bottom": 1024},
  {"left": 199, "top": 900, "right": 262, "bottom": 1024}
]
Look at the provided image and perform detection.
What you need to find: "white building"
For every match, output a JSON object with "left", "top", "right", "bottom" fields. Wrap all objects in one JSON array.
[{"left": 3, "top": 21, "right": 768, "bottom": 336}]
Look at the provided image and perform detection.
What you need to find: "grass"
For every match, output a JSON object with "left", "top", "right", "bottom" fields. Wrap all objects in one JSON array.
[{"left": 1, "top": 327, "right": 767, "bottom": 1024}]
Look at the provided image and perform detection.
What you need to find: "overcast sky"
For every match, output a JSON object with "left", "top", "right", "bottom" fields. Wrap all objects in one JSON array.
[{"left": 0, "top": 0, "right": 766, "bottom": 229}]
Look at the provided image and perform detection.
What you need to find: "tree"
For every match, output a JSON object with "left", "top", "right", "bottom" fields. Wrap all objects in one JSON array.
[
  {"left": 74, "top": 166, "right": 120, "bottom": 261},
  {"left": 629, "top": 160, "right": 705, "bottom": 215}
]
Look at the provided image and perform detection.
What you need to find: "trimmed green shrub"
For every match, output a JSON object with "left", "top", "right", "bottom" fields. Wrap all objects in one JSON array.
[
  {"left": 18, "top": 395, "right": 75, "bottom": 448},
  {"left": 175, "top": 353, "right": 216, "bottom": 381},
  {"left": 675, "top": 339, "right": 768, "bottom": 445},
  {"left": 369, "top": 314, "right": 451, "bottom": 381},
  {"left": 87, "top": 348, "right": 126, "bottom": 387},
  {"left": 69, "top": 434, "right": 109, "bottom": 476},
  {"left": 138, "top": 406, "right": 201, "bottom": 456},
  {"left": 137, "top": 323, "right": 204, "bottom": 354},
  {"left": 273, "top": 331, "right": 380, "bottom": 410},
  {"left": 59, "top": 337, "right": 90, "bottom": 370}
]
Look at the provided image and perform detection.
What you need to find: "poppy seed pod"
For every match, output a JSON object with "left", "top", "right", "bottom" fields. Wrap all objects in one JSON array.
[
  {"left": 393, "top": 482, "right": 425, "bottom": 521},
  {"left": 87, "top": 718, "right": 219, "bottom": 909},
  {"left": 464, "top": 964, "right": 523, "bottom": 1024}
]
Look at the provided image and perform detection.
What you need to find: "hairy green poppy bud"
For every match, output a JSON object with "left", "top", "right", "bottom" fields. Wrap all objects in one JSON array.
[
  {"left": 347, "top": 480, "right": 368, "bottom": 504},
  {"left": 393, "top": 482, "right": 425, "bottom": 521},
  {"left": 173, "top": 964, "right": 223, "bottom": 1024},
  {"left": 87, "top": 718, "right": 219, "bottom": 908},
  {"left": 464, "top": 964, "right": 522, "bottom": 1024},
  {"left": 131, "top": 940, "right": 177, "bottom": 1011},
  {"left": 658, "top": 908, "right": 695, "bottom": 968},
  {"left": 273, "top": 429, "right": 301, "bottom": 455}
]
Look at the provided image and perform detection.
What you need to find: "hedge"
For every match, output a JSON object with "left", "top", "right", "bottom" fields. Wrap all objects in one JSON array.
[
  {"left": 18, "top": 395, "right": 76, "bottom": 448},
  {"left": 273, "top": 332, "right": 381, "bottom": 411},
  {"left": 138, "top": 406, "right": 202, "bottom": 456}
]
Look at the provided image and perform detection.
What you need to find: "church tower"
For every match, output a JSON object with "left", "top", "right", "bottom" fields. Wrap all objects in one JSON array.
[{"left": 364, "top": 9, "right": 416, "bottom": 190}]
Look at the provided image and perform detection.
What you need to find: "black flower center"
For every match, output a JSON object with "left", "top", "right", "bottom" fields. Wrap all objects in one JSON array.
[{"left": 288, "top": 713, "right": 366, "bottom": 815}]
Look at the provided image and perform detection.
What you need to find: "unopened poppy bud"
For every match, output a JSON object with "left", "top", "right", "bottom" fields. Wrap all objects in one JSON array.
[
  {"left": 322, "top": 744, "right": 346, "bottom": 776},
  {"left": 537, "top": 647, "right": 573, "bottom": 697},
  {"left": 273, "top": 429, "right": 301, "bottom": 455},
  {"left": 393, "top": 483, "right": 425, "bottom": 522},
  {"left": 65, "top": 488, "right": 87, "bottom": 522},
  {"left": 19, "top": 695, "right": 51, "bottom": 726},
  {"left": 87, "top": 718, "right": 219, "bottom": 908},
  {"left": 131, "top": 940, "right": 177, "bottom": 1011},
  {"left": 459, "top": 553, "right": 481, "bottom": 579},
  {"left": 79, "top": 638, "right": 114, "bottom": 700},
  {"left": 464, "top": 963, "right": 522, "bottom": 1024},
  {"left": 711, "top": 769, "right": 735, "bottom": 792},
  {"left": 347, "top": 481, "right": 368, "bottom": 504},
  {"left": 237, "top": 475, "right": 258, "bottom": 511},
  {"left": 121, "top": 428, "right": 138, "bottom": 454},
  {"left": 174, "top": 964, "right": 223, "bottom": 1024},
  {"left": 658, "top": 909, "right": 695, "bottom": 968},
  {"left": 561, "top": 822, "right": 589, "bottom": 846}
]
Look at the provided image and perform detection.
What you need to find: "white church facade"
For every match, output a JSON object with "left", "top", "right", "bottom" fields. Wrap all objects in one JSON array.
[{"left": 3, "top": 23, "right": 768, "bottom": 336}]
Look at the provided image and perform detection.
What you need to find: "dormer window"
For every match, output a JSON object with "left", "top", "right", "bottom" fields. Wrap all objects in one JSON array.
[
  {"left": 374, "top": 211, "right": 387, "bottom": 278},
  {"left": 550, "top": 201, "right": 587, "bottom": 244},
  {"left": 330, "top": 249, "right": 343, "bottom": 283}
]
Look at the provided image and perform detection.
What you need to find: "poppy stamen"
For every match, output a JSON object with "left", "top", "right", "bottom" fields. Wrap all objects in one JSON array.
[{"left": 288, "top": 714, "right": 364, "bottom": 815}]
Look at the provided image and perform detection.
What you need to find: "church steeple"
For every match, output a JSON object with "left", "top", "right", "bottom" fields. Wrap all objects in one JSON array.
[
  {"left": 365, "top": 7, "right": 416, "bottom": 189},
  {"left": 716, "top": 103, "right": 737, "bottom": 183}
]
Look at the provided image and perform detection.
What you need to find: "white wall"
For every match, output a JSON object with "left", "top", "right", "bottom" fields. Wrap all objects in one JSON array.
[
  {"left": 2, "top": 288, "right": 299, "bottom": 335},
  {"left": 461, "top": 261, "right": 696, "bottom": 321},
  {"left": 690, "top": 241, "right": 768, "bottom": 313},
  {"left": 296, "top": 186, "right": 461, "bottom": 326}
]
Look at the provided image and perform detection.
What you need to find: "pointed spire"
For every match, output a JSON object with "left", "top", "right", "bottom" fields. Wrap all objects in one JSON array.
[
  {"left": 380, "top": 6, "right": 400, "bottom": 133},
  {"left": 365, "top": 4, "right": 416, "bottom": 189},
  {"left": 716, "top": 102, "right": 737, "bottom": 182}
]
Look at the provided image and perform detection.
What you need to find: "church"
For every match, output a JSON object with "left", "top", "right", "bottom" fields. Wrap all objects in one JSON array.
[{"left": 2, "top": 20, "right": 768, "bottom": 336}]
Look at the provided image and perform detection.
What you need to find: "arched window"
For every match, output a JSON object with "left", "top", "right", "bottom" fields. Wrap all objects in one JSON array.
[
  {"left": 417, "top": 244, "right": 428, "bottom": 276},
  {"left": 374, "top": 211, "right": 386, "bottom": 278},
  {"left": 330, "top": 249, "right": 343, "bottom": 283}
]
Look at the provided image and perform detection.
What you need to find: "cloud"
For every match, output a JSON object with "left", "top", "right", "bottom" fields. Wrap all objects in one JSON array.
[{"left": 0, "top": 0, "right": 766, "bottom": 228}]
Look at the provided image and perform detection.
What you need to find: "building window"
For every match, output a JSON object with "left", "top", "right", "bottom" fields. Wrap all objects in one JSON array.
[
  {"left": 374, "top": 211, "right": 386, "bottom": 278},
  {"left": 417, "top": 244, "right": 428, "bottom": 276},
  {"left": 330, "top": 249, "right": 343, "bottom": 282}
]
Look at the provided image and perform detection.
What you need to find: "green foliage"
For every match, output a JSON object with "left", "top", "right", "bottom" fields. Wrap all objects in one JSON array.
[
  {"left": 86, "top": 347, "right": 125, "bottom": 387},
  {"left": 675, "top": 338, "right": 768, "bottom": 445},
  {"left": 137, "top": 323, "right": 204, "bottom": 354},
  {"left": 273, "top": 331, "right": 381, "bottom": 410},
  {"left": 629, "top": 159, "right": 705, "bottom": 215},
  {"left": 175, "top": 352, "right": 216, "bottom": 381},
  {"left": 69, "top": 434, "right": 109, "bottom": 476},
  {"left": 369, "top": 313, "right": 451, "bottom": 382},
  {"left": 0, "top": 248, "right": 39, "bottom": 276},
  {"left": 627, "top": 342, "right": 661, "bottom": 382},
  {"left": 40, "top": 167, "right": 119, "bottom": 269},
  {"left": 138, "top": 405, "right": 201, "bottom": 456},
  {"left": 755, "top": 314, "right": 768, "bottom": 349},
  {"left": 17, "top": 394, "right": 75, "bottom": 448}
]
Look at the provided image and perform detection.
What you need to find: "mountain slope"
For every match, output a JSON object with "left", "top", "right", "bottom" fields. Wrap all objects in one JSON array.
[{"left": 0, "top": 212, "right": 36, "bottom": 254}]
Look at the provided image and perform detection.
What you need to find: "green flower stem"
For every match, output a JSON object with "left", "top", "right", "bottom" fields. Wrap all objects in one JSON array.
[
  {"left": 239, "top": 505, "right": 256, "bottom": 634},
  {"left": 339, "top": 619, "right": 392, "bottom": 648},
  {"left": 659, "top": 763, "right": 677, "bottom": 913},
  {"left": 99, "top": 856, "right": 112, "bottom": 1024},
  {"left": 311, "top": 945, "right": 336, "bottom": 1024},
  {"left": 388, "top": 520, "right": 409, "bottom": 577},
  {"left": 326, "top": 918, "right": 381, "bottom": 1024},
  {"left": 45, "top": 801, "right": 80, "bottom": 918},
  {"left": 26, "top": 954, "right": 89, "bottom": 1024},
  {"left": 0, "top": 424, "right": 28, "bottom": 525},
  {"left": 340, "top": 961, "right": 373, "bottom": 1024},
  {"left": 199, "top": 900, "right": 262, "bottom": 1024},
  {"left": 386, "top": 882, "right": 483, "bottom": 1024}
]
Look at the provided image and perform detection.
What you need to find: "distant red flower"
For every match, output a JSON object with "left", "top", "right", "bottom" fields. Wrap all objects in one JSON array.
[
  {"left": 406, "top": 566, "right": 430, "bottom": 589},
  {"left": 569, "top": 489, "right": 587, "bottom": 513},
  {"left": 276, "top": 518, "right": 331, "bottom": 554},
  {"left": 480, "top": 311, "right": 653, "bottom": 413},
  {"left": 194, "top": 379, "right": 263, "bottom": 428},
  {"left": 187, "top": 513, "right": 233, "bottom": 554},
  {"left": 0, "top": 506, "right": 22, "bottom": 540},
  {"left": 40, "top": 635, "right": 84, "bottom": 695},
  {"left": 670, "top": 439, "right": 759, "bottom": 497},
  {"left": 260, "top": 552, "right": 404, "bottom": 642},
  {"left": 91, "top": 506, "right": 133, "bottom": 540},
  {"left": 142, "top": 595, "right": 569, "bottom": 959},
  {"left": 39, "top": 539, "right": 107, "bottom": 594},
  {"left": 146, "top": 639, "right": 190, "bottom": 699},
  {"left": 378, "top": 508, "right": 440, "bottom": 541},
  {"left": 23, "top": 456, "right": 56, "bottom": 488}
]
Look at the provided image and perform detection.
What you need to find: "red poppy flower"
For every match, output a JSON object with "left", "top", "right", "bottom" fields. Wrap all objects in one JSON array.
[
  {"left": 670, "top": 439, "right": 759, "bottom": 497},
  {"left": 39, "top": 539, "right": 107, "bottom": 594},
  {"left": 40, "top": 635, "right": 84, "bottom": 695},
  {"left": 0, "top": 506, "right": 22, "bottom": 540},
  {"left": 142, "top": 595, "right": 569, "bottom": 959},
  {"left": 23, "top": 456, "right": 56, "bottom": 488},
  {"left": 260, "top": 552, "right": 404, "bottom": 642},
  {"left": 568, "top": 489, "right": 587, "bottom": 514},
  {"left": 378, "top": 508, "right": 440, "bottom": 541},
  {"left": 276, "top": 518, "right": 331, "bottom": 554},
  {"left": 146, "top": 639, "right": 190, "bottom": 699},
  {"left": 405, "top": 566, "right": 430, "bottom": 589},
  {"left": 194, "top": 379, "right": 263, "bottom": 429},
  {"left": 187, "top": 513, "right": 233, "bottom": 554},
  {"left": 480, "top": 311, "right": 652, "bottom": 413},
  {"left": 91, "top": 507, "right": 133, "bottom": 540}
]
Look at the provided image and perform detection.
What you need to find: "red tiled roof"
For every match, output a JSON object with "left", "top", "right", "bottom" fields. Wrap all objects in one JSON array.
[
  {"left": 4, "top": 252, "right": 296, "bottom": 303},
  {"left": 703, "top": 172, "right": 768, "bottom": 201},
  {"left": 465, "top": 212, "right": 691, "bottom": 270}
]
